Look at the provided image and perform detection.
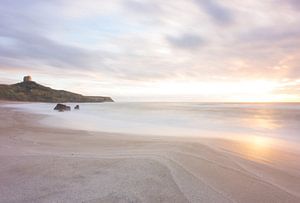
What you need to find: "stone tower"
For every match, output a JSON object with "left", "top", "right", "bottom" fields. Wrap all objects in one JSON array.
[{"left": 23, "top": 76, "right": 32, "bottom": 82}]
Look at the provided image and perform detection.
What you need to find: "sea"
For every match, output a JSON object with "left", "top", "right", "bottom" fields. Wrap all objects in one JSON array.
[{"left": 3, "top": 102, "right": 300, "bottom": 146}]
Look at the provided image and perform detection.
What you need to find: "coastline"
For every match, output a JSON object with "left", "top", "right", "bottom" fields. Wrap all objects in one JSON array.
[{"left": 0, "top": 104, "right": 299, "bottom": 202}]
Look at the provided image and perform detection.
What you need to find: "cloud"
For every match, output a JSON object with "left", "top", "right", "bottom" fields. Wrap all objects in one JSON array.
[
  {"left": 0, "top": 0, "right": 300, "bottom": 100},
  {"left": 122, "top": 0, "right": 161, "bottom": 14},
  {"left": 166, "top": 33, "right": 206, "bottom": 50},
  {"left": 0, "top": 0, "right": 117, "bottom": 77},
  {"left": 194, "top": 0, "right": 234, "bottom": 25},
  {"left": 0, "top": 32, "right": 93, "bottom": 69},
  {"left": 279, "top": 0, "right": 300, "bottom": 10},
  {"left": 240, "top": 25, "right": 300, "bottom": 44}
]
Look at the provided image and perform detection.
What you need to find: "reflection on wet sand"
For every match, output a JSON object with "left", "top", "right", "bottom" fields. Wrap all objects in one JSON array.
[
  {"left": 208, "top": 135, "right": 300, "bottom": 176},
  {"left": 239, "top": 136, "right": 274, "bottom": 162},
  {"left": 203, "top": 136, "right": 300, "bottom": 199}
]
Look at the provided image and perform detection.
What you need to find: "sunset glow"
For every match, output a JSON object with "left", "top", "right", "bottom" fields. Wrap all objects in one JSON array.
[
  {"left": 2, "top": 1, "right": 300, "bottom": 202},
  {"left": 1, "top": 0, "right": 300, "bottom": 102}
]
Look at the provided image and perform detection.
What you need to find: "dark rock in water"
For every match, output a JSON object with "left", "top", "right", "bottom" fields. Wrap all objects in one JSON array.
[
  {"left": 74, "top": 105, "right": 80, "bottom": 110},
  {"left": 54, "top": 103, "right": 71, "bottom": 112}
]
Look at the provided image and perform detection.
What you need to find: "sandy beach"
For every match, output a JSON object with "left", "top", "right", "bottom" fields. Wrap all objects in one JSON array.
[{"left": 0, "top": 105, "right": 299, "bottom": 203}]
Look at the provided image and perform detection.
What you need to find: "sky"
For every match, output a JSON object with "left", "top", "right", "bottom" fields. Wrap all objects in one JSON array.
[{"left": 1, "top": 0, "right": 300, "bottom": 102}]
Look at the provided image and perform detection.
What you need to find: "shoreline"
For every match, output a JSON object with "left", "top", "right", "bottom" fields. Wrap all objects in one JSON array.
[
  {"left": 4, "top": 102, "right": 300, "bottom": 155},
  {"left": 0, "top": 104, "right": 299, "bottom": 202}
]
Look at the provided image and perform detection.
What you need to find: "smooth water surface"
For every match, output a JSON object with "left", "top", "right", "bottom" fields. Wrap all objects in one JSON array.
[{"left": 4, "top": 102, "right": 300, "bottom": 143}]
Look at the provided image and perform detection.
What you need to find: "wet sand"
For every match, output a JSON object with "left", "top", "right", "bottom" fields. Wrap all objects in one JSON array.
[{"left": 0, "top": 105, "right": 299, "bottom": 202}]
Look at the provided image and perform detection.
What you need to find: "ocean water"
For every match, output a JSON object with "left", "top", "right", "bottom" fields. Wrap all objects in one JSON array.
[{"left": 4, "top": 102, "right": 300, "bottom": 143}]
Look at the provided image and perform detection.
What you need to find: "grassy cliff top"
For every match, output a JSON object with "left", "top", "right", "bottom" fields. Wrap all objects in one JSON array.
[{"left": 0, "top": 81, "right": 113, "bottom": 103}]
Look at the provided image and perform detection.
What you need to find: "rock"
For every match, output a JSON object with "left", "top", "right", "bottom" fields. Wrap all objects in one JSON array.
[
  {"left": 54, "top": 103, "right": 71, "bottom": 112},
  {"left": 0, "top": 77, "right": 114, "bottom": 103},
  {"left": 74, "top": 105, "right": 80, "bottom": 110},
  {"left": 23, "top": 76, "right": 32, "bottom": 82}
]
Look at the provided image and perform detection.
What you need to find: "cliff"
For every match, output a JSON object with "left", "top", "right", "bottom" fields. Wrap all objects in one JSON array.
[{"left": 0, "top": 80, "right": 113, "bottom": 103}]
